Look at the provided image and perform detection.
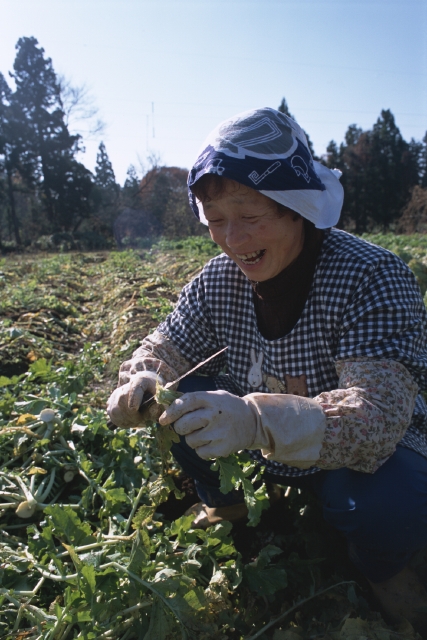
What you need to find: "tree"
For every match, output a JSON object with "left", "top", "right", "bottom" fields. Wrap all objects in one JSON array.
[
  {"left": 396, "top": 186, "right": 427, "bottom": 233},
  {"left": 58, "top": 75, "right": 104, "bottom": 140},
  {"left": 277, "top": 97, "right": 293, "bottom": 118},
  {"left": 325, "top": 112, "right": 420, "bottom": 232},
  {"left": 90, "top": 141, "right": 119, "bottom": 236},
  {"left": 94, "top": 141, "right": 117, "bottom": 190},
  {"left": 419, "top": 132, "right": 427, "bottom": 188},
  {"left": 136, "top": 166, "right": 203, "bottom": 238},
  {"left": 277, "top": 96, "right": 317, "bottom": 159},
  {"left": 366, "top": 110, "right": 418, "bottom": 229},
  {"left": 46, "top": 156, "right": 94, "bottom": 232},
  {"left": 0, "top": 71, "right": 27, "bottom": 245},
  {"left": 10, "top": 37, "right": 88, "bottom": 232}
]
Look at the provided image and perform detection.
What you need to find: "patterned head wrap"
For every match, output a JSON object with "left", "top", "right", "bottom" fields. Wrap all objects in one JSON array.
[{"left": 188, "top": 107, "right": 344, "bottom": 229}]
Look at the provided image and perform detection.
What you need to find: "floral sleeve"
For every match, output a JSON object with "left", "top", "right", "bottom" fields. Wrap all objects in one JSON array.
[{"left": 314, "top": 359, "right": 418, "bottom": 473}]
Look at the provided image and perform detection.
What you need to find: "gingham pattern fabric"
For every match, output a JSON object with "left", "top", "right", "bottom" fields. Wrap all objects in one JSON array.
[{"left": 158, "top": 228, "right": 427, "bottom": 477}]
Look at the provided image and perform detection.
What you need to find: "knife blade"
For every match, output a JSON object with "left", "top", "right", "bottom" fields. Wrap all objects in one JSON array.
[{"left": 138, "top": 346, "right": 228, "bottom": 411}]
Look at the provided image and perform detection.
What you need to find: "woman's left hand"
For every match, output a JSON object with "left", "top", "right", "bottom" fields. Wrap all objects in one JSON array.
[{"left": 159, "top": 390, "right": 257, "bottom": 459}]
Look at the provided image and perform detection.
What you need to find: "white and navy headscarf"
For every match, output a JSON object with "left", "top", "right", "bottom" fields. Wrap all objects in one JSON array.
[{"left": 188, "top": 107, "right": 344, "bottom": 229}]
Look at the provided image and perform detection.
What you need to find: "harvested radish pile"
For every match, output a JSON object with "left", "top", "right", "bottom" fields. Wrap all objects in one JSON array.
[{"left": 0, "top": 236, "right": 425, "bottom": 639}]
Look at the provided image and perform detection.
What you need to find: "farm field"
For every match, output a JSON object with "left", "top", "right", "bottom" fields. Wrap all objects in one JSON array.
[{"left": 1, "top": 234, "right": 427, "bottom": 640}]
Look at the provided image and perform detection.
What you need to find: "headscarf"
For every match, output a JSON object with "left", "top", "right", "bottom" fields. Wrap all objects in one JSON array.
[{"left": 187, "top": 107, "right": 344, "bottom": 229}]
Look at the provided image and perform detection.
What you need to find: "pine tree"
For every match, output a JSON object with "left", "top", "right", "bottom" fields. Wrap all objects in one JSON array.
[
  {"left": 420, "top": 132, "right": 427, "bottom": 188},
  {"left": 121, "top": 164, "right": 141, "bottom": 206},
  {"left": 277, "top": 96, "right": 317, "bottom": 159},
  {"left": 10, "top": 37, "right": 91, "bottom": 232},
  {"left": 332, "top": 112, "right": 420, "bottom": 232},
  {"left": 95, "top": 141, "right": 117, "bottom": 190},
  {"left": 277, "top": 97, "right": 293, "bottom": 118},
  {"left": 0, "top": 71, "right": 24, "bottom": 245},
  {"left": 91, "top": 141, "right": 119, "bottom": 236}
]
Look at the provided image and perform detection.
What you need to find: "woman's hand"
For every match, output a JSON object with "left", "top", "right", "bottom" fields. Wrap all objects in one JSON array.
[
  {"left": 118, "top": 357, "right": 146, "bottom": 385},
  {"left": 107, "top": 371, "right": 163, "bottom": 428},
  {"left": 159, "top": 390, "right": 257, "bottom": 459}
]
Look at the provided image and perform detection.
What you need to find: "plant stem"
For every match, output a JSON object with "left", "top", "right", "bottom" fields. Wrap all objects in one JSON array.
[{"left": 124, "top": 482, "right": 145, "bottom": 534}]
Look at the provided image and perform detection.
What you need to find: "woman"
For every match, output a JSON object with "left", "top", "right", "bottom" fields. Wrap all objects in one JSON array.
[{"left": 107, "top": 107, "right": 427, "bottom": 629}]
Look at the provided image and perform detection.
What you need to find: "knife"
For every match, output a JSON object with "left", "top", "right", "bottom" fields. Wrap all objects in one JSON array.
[{"left": 138, "top": 346, "right": 228, "bottom": 411}]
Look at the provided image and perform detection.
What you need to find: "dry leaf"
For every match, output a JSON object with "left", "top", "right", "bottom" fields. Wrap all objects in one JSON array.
[{"left": 16, "top": 413, "right": 37, "bottom": 425}]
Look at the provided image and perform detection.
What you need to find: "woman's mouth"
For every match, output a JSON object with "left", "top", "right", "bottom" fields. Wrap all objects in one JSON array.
[{"left": 235, "top": 249, "right": 266, "bottom": 265}]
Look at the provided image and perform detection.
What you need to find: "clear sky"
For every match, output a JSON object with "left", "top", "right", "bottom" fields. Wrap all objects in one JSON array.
[{"left": 1, "top": 0, "right": 426, "bottom": 185}]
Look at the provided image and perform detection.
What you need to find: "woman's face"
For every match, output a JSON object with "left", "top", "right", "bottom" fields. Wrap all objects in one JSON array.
[{"left": 201, "top": 179, "right": 305, "bottom": 281}]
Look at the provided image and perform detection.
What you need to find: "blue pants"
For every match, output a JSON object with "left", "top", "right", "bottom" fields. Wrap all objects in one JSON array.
[{"left": 171, "top": 376, "right": 427, "bottom": 583}]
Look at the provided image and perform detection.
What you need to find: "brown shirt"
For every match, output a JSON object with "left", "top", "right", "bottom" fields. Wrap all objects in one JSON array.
[{"left": 251, "top": 220, "right": 324, "bottom": 340}]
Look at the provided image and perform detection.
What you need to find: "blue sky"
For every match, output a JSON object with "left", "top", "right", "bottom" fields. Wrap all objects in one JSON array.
[{"left": 1, "top": 0, "right": 426, "bottom": 185}]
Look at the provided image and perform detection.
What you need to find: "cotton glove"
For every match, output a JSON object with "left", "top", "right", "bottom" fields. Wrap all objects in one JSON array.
[
  {"left": 159, "top": 391, "right": 327, "bottom": 467},
  {"left": 107, "top": 371, "right": 164, "bottom": 429},
  {"left": 246, "top": 393, "right": 326, "bottom": 468},
  {"left": 159, "top": 390, "right": 259, "bottom": 459},
  {"left": 118, "top": 356, "right": 177, "bottom": 387}
]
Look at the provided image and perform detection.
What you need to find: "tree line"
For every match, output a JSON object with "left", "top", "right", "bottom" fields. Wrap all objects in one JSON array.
[
  {"left": 0, "top": 37, "right": 202, "bottom": 251},
  {"left": 278, "top": 98, "right": 427, "bottom": 234},
  {"left": 1, "top": 37, "right": 427, "bottom": 252}
]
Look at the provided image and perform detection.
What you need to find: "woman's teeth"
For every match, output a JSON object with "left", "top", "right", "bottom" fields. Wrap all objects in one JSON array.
[{"left": 236, "top": 249, "right": 266, "bottom": 264}]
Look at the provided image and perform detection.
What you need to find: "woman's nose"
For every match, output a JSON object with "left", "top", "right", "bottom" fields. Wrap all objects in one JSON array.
[{"left": 225, "top": 221, "right": 250, "bottom": 249}]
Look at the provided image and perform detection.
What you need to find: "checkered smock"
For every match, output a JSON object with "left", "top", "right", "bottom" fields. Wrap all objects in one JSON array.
[{"left": 158, "top": 229, "right": 427, "bottom": 477}]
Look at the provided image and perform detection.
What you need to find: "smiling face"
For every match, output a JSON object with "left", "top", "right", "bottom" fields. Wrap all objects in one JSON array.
[{"left": 200, "top": 178, "right": 305, "bottom": 281}]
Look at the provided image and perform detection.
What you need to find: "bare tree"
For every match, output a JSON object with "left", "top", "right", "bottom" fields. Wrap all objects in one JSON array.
[{"left": 58, "top": 75, "right": 105, "bottom": 140}]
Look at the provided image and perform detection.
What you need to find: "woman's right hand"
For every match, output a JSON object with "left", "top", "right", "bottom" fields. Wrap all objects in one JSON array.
[{"left": 107, "top": 370, "right": 163, "bottom": 428}]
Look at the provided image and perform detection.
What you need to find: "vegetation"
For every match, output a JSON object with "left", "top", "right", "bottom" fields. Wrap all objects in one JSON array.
[
  {"left": 1, "top": 235, "right": 426, "bottom": 639},
  {"left": 1, "top": 38, "right": 427, "bottom": 251},
  {"left": 324, "top": 115, "right": 427, "bottom": 233}
]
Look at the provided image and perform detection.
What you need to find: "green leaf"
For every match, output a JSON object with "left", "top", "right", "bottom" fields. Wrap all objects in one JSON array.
[
  {"left": 44, "top": 505, "right": 94, "bottom": 546},
  {"left": 128, "top": 529, "right": 149, "bottom": 574},
  {"left": 254, "top": 544, "right": 283, "bottom": 569},
  {"left": 244, "top": 563, "right": 287, "bottom": 597},
  {"left": 211, "top": 454, "right": 269, "bottom": 526},
  {"left": 80, "top": 485, "right": 95, "bottom": 511},
  {"left": 155, "top": 424, "right": 179, "bottom": 460},
  {"left": 28, "top": 358, "right": 52, "bottom": 378},
  {"left": 243, "top": 546, "right": 287, "bottom": 597},
  {"left": 211, "top": 455, "right": 239, "bottom": 494},
  {"left": 183, "top": 586, "right": 207, "bottom": 611},
  {"left": 104, "top": 487, "right": 129, "bottom": 509},
  {"left": 81, "top": 564, "right": 97, "bottom": 603},
  {"left": 62, "top": 542, "right": 82, "bottom": 571},
  {"left": 149, "top": 474, "right": 182, "bottom": 506},
  {"left": 129, "top": 434, "right": 139, "bottom": 448},
  {"left": 73, "top": 609, "right": 94, "bottom": 623},
  {"left": 155, "top": 384, "right": 182, "bottom": 407},
  {"left": 143, "top": 597, "right": 174, "bottom": 640},
  {"left": 246, "top": 482, "right": 270, "bottom": 527},
  {"left": 132, "top": 505, "right": 156, "bottom": 530}
]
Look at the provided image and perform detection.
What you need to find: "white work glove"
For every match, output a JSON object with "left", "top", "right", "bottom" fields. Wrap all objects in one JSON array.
[
  {"left": 107, "top": 371, "right": 164, "bottom": 428},
  {"left": 118, "top": 356, "right": 177, "bottom": 386},
  {"left": 159, "top": 390, "right": 259, "bottom": 459},
  {"left": 159, "top": 391, "right": 327, "bottom": 467}
]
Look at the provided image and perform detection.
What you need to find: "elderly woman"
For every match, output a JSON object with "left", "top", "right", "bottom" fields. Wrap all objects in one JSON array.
[{"left": 107, "top": 108, "right": 427, "bottom": 629}]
